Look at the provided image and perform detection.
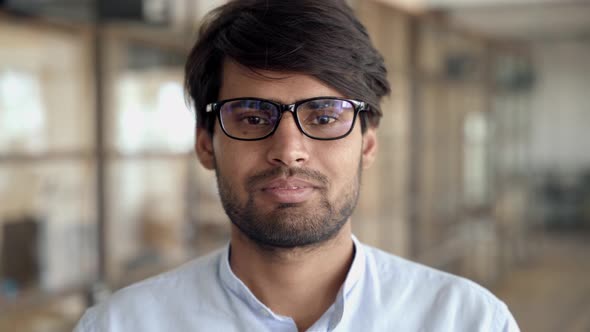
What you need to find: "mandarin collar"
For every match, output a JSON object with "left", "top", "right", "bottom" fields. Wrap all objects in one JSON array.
[{"left": 218, "top": 235, "right": 366, "bottom": 322}]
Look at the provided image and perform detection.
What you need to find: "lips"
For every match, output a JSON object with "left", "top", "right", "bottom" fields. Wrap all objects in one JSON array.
[
  {"left": 261, "top": 178, "right": 316, "bottom": 190},
  {"left": 258, "top": 178, "right": 319, "bottom": 204}
]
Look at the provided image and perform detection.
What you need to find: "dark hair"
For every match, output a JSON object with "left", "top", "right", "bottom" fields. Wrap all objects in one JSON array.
[{"left": 185, "top": 0, "right": 390, "bottom": 134}]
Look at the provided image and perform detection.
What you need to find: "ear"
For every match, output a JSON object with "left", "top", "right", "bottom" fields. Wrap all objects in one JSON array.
[
  {"left": 361, "top": 128, "right": 378, "bottom": 170},
  {"left": 195, "top": 128, "right": 216, "bottom": 170}
]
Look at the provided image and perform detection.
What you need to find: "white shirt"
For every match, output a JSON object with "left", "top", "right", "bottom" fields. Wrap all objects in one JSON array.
[{"left": 75, "top": 236, "right": 519, "bottom": 331}]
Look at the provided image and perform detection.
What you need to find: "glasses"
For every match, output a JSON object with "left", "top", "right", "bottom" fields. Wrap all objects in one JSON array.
[{"left": 206, "top": 97, "right": 370, "bottom": 141}]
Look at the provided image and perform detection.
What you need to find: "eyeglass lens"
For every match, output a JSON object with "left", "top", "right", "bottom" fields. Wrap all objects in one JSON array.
[{"left": 219, "top": 99, "right": 356, "bottom": 139}]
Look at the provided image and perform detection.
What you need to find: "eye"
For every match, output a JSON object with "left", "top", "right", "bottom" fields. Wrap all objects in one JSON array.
[
  {"left": 243, "top": 115, "right": 270, "bottom": 125},
  {"left": 314, "top": 114, "right": 337, "bottom": 125},
  {"left": 301, "top": 110, "right": 340, "bottom": 126}
]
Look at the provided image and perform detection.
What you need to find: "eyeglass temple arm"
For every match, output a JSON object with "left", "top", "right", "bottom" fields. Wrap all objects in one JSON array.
[{"left": 205, "top": 103, "right": 216, "bottom": 113}]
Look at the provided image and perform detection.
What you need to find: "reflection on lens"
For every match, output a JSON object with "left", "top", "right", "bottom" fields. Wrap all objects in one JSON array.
[
  {"left": 220, "top": 100, "right": 279, "bottom": 139},
  {"left": 298, "top": 99, "right": 355, "bottom": 139}
]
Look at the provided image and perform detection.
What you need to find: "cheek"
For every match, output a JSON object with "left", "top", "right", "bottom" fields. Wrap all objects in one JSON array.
[
  {"left": 213, "top": 138, "right": 259, "bottom": 188},
  {"left": 317, "top": 140, "right": 362, "bottom": 187}
]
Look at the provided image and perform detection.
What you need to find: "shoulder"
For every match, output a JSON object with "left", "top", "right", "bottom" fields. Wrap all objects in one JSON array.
[
  {"left": 111, "top": 247, "right": 223, "bottom": 306},
  {"left": 359, "top": 243, "right": 519, "bottom": 331},
  {"left": 74, "top": 248, "right": 227, "bottom": 332},
  {"left": 361, "top": 243, "right": 496, "bottom": 300}
]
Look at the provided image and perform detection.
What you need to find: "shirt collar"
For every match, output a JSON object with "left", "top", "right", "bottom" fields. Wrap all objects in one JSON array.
[
  {"left": 344, "top": 235, "right": 365, "bottom": 296},
  {"left": 218, "top": 243, "right": 278, "bottom": 318},
  {"left": 218, "top": 235, "right": 366, "bottom": 322}
]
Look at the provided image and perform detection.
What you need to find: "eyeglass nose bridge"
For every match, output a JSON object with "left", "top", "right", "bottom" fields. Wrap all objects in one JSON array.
[
  {"left": 274, "top": 103, "right": 299, "bottom": 123},
  {"left": 273, "top": 103, "right": 302, "bottom": 135},
  {"left": 277, "top": 103, "right": 297, "bottom": 113}
]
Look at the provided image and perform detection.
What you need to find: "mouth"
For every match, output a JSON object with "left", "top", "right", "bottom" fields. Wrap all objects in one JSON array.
[{"left": 258, "top": 178, "right": 319, "bottom": 204}]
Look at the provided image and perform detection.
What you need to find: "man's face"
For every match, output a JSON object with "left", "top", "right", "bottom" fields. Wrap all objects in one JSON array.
[{"left": 196, "top": 61, "right": 377, "bottom": 248}]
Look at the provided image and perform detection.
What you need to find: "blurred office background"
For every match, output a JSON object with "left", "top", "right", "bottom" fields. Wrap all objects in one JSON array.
[{"left": 0, "top": 0, "right": 588, "bottom": 331}]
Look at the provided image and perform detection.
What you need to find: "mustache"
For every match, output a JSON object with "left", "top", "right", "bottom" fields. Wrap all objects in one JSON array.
[{"left": 246, "top": 167, "right": 329, "bottom": 190}]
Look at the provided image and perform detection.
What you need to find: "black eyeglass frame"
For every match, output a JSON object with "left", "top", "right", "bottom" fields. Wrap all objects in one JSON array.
[{"left": 205, "top": 96, "right": 370, "bottom": 141}]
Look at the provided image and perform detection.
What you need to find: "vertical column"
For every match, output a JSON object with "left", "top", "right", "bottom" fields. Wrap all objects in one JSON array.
[
  {"left": 92, "top": 0, "right": 108, "bottom": 291},
  {"left": 407, "top": 15, "right": 421, "bottom": 258}
]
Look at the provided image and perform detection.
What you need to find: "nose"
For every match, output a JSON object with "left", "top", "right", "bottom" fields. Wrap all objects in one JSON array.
[{"left": 266, "top": 112, "right": 310, "bottom": 167}]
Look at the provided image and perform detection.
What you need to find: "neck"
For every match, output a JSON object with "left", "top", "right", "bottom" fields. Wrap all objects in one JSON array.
[{"left": 229, "top": 223, "right": 355, "bottom": 331}]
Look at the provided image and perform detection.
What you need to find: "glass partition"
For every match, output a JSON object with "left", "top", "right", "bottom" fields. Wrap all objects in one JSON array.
[
  {"left": 101, "top": 35, "right": 228, "bottom": 285},
  {"left": 0, "top": 18, "right": 95, "bottom": 331}
]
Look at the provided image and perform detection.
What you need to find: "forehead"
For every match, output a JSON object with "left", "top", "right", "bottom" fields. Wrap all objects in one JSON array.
[{"left": 219, "top": 60, "right": 344, "bottom": 104}]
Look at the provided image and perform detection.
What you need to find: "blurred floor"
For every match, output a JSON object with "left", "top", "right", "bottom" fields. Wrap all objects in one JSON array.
[{"left": 493, "top": 229, "right": 590, "bottom": 332}]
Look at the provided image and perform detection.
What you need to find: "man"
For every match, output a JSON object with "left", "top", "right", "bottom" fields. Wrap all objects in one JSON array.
[{"left": 75, "top": 0, "right": 519, "bottom": 331}]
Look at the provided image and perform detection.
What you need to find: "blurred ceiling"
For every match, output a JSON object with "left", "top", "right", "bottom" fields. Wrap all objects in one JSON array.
[
  {"left": 445, "top": 1, "right": 590, "bottom": 41},
  {"left": 379, "top": 0, "right": 590, "bottom": 41}
]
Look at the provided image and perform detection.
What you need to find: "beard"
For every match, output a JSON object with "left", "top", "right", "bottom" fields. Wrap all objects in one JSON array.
[{"left": 215, "top": 163, "right": 361, "bottom": 249}]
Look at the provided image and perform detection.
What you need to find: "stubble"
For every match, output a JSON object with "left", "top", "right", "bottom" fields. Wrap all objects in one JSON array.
[{"left": 215, "top": 163, "right": 361, "bottom": 250}]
